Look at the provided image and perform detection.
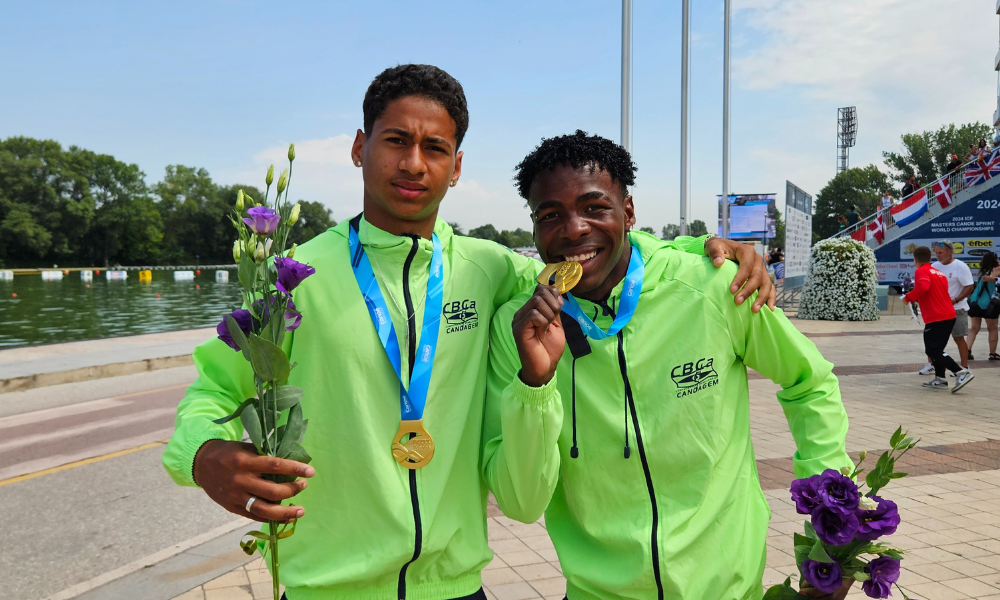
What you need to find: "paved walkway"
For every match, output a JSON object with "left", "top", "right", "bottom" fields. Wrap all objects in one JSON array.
[{"left": 141, "top": 315, "right": 999, "bottom": 599}]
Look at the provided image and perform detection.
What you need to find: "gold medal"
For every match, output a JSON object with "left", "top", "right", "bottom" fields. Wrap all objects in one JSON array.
[
  {"left": 392, "top": 419, "right": 435, "bottom": 469},
  {"left": 536, "top": 261, "right": 584, "bottom": 294}
]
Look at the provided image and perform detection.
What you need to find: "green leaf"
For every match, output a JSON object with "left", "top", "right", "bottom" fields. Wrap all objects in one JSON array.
[
  {"left": 809, "top": 540, "right": 835, "bottom": 563},
  {"left": 277, "top": 403, "right": 307, "bottom": 457},
  {"left": 889, "top": 426, "right": 903, "bottom": 448},
  {"left": 275, "top": 386, "right": 303, "bottom": 411},
  {"left": 852, "top": 571, "right": 871, "bottom": 582},
  {"left": 882, "top": 548, "right": 904, "bottom": 560},
  {"left": 238, "top": 251, "right": 256, "bottom": 289},
  {"left": 247, "top": 334, "right": 290, "bottom": 382},
  {"left": 226, "top": 315, "right": 251, "bottom": 362},
  {"left": 242, "top": 530, "right": 270, "bottom": 541},
  {"left": 279, "top": 441, "right": 312, "bottom": 464},
  {"left": 763, "top": 579, "right": 806, "bottom": 600},
  {"left": 894, "top": 436, "right": 913, "bottom": 450},
  {"left": 793, "top": 533, "right": 813, "bottom": 547},
  {"left": 213, "top": 398, "right": 255, "bottom": 425},
  {"left": 240, "top": 405, "right": 264, "bottom": 451},
  {"left": 888, "top": 472, "right": 907, "bottom": 479},
  {"left": 803, "top": 521, "right": 818, "bottom": 539}
]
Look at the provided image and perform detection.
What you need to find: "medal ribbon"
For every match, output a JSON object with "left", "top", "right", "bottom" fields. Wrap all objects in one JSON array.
[
  {"left": 561, "top": 244, "right": 644, "bottom": 340},
  {"left": 348, "top": 223, "right": 444, "bottom": 421}
]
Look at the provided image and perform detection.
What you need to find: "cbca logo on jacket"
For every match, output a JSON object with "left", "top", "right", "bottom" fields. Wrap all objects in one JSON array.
[
  {"left": 444, "top": 299, "right": 479, "bottom": 333},
  {"left": 671, "top": 358, "right": 719, "bottom": 397}
]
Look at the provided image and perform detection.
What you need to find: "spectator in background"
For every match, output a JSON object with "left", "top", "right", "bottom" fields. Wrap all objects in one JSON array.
[
  {"left": 881, "top": 189, "right": 895, "bottom": 218},
  {"left": 901, "top": 176, "right": 916, "bottom": 198},
  {"left": 932, "top": 240, "right": 975, "bottom": 367},
  {"left": 979, "top": 138, "right": 990, "bottom": 154},
  {"left": 768, "top": 247, "right": 784, "bottom": 265},
  {"left": 964, "top": 143, "right": 980, "bottom": 162},
  {"left": 945, "top": 154, "right": 962, "bottom": 174},
  {"left": 845, "top": 205, "right": 861, "bottom": 226},
  {"left": 967, "top": 251, "right": 1000, "bottom": 361},
  {"left": 902, "top": 246, "right": 975, "bottom": 392},
  {"left": 838, "top": 215, "right": 848, "bottom": 231}
]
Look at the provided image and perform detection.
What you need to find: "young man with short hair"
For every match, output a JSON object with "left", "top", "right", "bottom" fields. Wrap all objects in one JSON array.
[
  {"left": 933, "top": 240, "right": 975, "bottom": 366},
  {"left": 902, "top": 245, "right": 974, "bottom": 392},
  {"left": 163, "top": 67, "right": 772, "bottom": 600},
  {"left": 484, "top": 131, "right": 852, "bottom": 600}
]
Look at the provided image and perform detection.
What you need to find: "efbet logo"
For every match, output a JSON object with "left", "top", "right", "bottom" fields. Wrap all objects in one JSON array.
[
  {"left": 671, "top": 358, "right": 719, "bottom": 398},
  {"left": 443, "top": 299, "right": 479, "bottom": 333}
]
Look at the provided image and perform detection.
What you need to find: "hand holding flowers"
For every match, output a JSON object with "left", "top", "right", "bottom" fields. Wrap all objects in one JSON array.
[{"left": 764, "top": 428, "right": 919, "bottom": 600}]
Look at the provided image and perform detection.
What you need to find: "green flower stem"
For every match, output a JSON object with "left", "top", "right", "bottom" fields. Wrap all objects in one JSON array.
[{"left": 269, "top": 520, "right": 280, "bottom": 600}]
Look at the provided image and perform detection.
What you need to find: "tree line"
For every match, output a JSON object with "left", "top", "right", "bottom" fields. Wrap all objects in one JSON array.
[
  {"left": 0, "top": 137, "right": 334, "bottom": 268},
  {"left": 813, "top": 121, "right": 991, "bottom": 241}
]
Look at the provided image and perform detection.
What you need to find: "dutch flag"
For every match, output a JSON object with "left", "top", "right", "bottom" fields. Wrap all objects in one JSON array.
[{"left": 890, "top": 188, "right": 928, "bottom": 227}]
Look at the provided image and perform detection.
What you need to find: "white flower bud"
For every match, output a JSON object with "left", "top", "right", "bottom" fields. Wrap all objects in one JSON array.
[
  {"left": 277, "top": 168, "right": 289, "bottom": 194},
  {"left": 859, "top": 496, "right": 879, "bottom": 511},
  {"left": 288, "top": 203, "right": 301, "bottom": 225},
  {"left": 287, "top": 243, "right": 297, "bottom": 259},
  {"left": 288, "top": 143, "right": 295, "bottom": 162},
  {"left": 266, "top": 164, "right": 274, "bottom": 186},
  {"left": 236, "top": 189, "right": 245, "bottom": 211},
  {"left": 253, "top": 241, "right": 266, "bottom": 263},
  {"left": 232, "top": 240, "right": 241, "bottom": 262},
  {"left": 859, "top": 450, "right": 867, "bottom": 462},
  {"left": 840, "top": 466, "right": 852, "bottom": 477}
]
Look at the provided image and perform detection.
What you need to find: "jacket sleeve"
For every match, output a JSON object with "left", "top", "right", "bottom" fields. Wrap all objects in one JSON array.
[
  {"left": 481, "top": 301, "right": 564, "bottom": 523},
  {"left": 665, "top": 234, "right": 708, "bottom": 256},
  {"left": 903, "top": 270, "right": 929, "bottom": 303},
  {"left": 734, "top": 298, "right": 851, "bottom": 479},
  {"left": 161, "top": 336, "right": 257, "bottom": 487}
]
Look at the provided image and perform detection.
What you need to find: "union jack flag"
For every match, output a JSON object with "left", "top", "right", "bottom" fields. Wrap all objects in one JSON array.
[{"left": 963, "top": 148, "right": 1000, "bottom": 187}]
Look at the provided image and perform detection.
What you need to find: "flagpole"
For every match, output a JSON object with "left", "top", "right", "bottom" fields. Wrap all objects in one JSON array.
[
  {"left": 680, "top": 0, "right": 690, "bottom": 236},
  {"left": 621, "top": 0, "right": 632, "bottom": 153},
  {"left": 722, "top": 0, "right": 731, "bottom": 240}
]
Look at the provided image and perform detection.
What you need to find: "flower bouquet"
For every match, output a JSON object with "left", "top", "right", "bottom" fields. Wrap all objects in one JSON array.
[
  {"left": 213, "top": 143, "right": 315, "bottom": 600},
  {"left": 764, "top": 427, "right": 919, "bottom": 599}
]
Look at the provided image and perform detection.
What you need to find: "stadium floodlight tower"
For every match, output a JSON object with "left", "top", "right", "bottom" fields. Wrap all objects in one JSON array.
[{"left": 837, "top": 106, "right": 858, "bottom": 173}]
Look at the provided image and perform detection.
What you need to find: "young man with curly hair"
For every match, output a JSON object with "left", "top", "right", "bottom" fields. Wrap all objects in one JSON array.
[
  {"left": 164, "top": 67, "right": 773, "bottom": 600},
  {"left": 483, "top": 131, "right": 853, "bottom": 600}
]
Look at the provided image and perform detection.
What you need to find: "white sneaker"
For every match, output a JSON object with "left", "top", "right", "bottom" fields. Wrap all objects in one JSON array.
[
  {"left": 922, "top": 377, "right": 949, "bottom": 389},
  {"left": 918, "top": 362, "right": 934, "bottom": 375},
  {"left": 952, "top": 369, "right": 975, "bottom": 393}
]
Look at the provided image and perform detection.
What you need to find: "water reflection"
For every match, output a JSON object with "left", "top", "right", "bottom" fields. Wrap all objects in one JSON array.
[{"left": 0, "top": 270, "right": 241, "bottom": 347}]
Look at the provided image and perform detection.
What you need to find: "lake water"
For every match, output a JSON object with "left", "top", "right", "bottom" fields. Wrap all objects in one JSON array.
[{"left": 0, "top": 270, "right": 241, "bottom": 348}]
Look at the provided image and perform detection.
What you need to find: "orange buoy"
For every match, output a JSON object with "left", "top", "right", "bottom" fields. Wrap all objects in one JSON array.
[
  {"left": 95, "top": 270, "right": 101, "bottom": 275},
  {"left": 11, "top": 293, "right": 16, "bottom": 298},
  {"left": 195, "top": 269, "right": 201, "bottom": 275},
  {"left": 156, "top": 294, "right": 161, "bottom": 298},
  {"left": 63, "top": 270, "right": 69, "bottom": 275},
  {"left": 86, "top": 284, "right": 90, "bottom": 288},
  {"left": 195, "top": 284, "right": 200, "bottom": 289}
]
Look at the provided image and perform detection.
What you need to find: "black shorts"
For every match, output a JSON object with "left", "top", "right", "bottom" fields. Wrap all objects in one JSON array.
[{"left": 969, "top": 300, "right": 1000, "bottom": 320}]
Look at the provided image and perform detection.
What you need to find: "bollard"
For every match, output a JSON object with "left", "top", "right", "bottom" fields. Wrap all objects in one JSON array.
[
  {"left": 215, "top": 271, "right": 229, "bottom": 283},
  {"left": 80, "top": 270, "right": 93, "bottom": 282},
  {"left": 138, "top": 269, "right": 152, "bottom": 283}
]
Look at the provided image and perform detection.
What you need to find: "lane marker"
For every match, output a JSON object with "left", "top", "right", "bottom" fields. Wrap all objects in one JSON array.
[
  {"left": 42, "top": 517, "right": 252, "bottom": 600},
  {"left": 0, "top": 407, "right": 177, "bottom": 453},
  {"left": 0, "top": 383, "right": 187, "bottom": 430},
  {"left": 0, "top": 431, "right": 172, "bottom": 486}
]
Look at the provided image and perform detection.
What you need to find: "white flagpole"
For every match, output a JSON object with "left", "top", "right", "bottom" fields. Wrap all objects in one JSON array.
[{"left": 680, "top": 0, "right": 690, "bottom": 236}]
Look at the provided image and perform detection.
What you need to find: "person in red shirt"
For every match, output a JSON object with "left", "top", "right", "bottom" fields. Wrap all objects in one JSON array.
[{"left": 902, "top": 246, "right": 975, "bottom": 392}]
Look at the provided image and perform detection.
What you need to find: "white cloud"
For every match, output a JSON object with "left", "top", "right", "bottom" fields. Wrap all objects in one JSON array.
[{"left": 217, "top": 134, "right": 364, "bottom": 221}]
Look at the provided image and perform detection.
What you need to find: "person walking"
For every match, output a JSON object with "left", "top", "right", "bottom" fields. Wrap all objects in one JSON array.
[
  {"left": 845, "top": 205, "right": 861, "bottom": 227},
  {"left": 931, "top": 240, "right": 975, "bottom": 366},
  {"left": 902, "top": 246, "right": 974, "bottom": 392},
  {"left": 968, "top": 251, "right": 1000, "bottom": 361}
]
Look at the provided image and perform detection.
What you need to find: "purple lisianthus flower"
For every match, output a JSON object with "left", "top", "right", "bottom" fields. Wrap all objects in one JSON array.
[
  {"left": 856, "top": 496, "right": 900, "bottom": 541},
  {"left": 243, "top": 206, "right": 281, "bottom": 235},
  {"left": 791, "top": 476, "right": 822, "bottom": 515},
  {"left": 801, "top": 559, "right": 844, "bottom": 595},
  {"left": 811, "top": 506, "right": 859, "bottom": 546},
  {"left": 816, "top": 468, "right": 861, "bottom": 515},
  {"left": 275, "top": 257, "right": 316, "bottom": 294},
  {"left": 217, "top": 308, "right": 253, "bottom": 351},
  {"left": 285, "top": 297, "right": 301, "bottom": 331},
  {"left": 862, "top": 556, "right": 900, "bottom": 599}
]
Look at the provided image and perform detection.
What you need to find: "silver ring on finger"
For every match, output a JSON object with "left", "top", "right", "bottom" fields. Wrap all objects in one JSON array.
[{"left": 246, "top": 495, "right": 258, "bottom": 513}]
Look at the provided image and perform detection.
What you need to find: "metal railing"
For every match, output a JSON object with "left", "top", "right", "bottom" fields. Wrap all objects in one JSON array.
[{"left": 831, "top": 158, "right": 976, "bottom": 245}]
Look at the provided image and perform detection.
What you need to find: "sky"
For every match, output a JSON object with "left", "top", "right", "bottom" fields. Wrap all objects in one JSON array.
[{"left": 2, "top": 0, "right": 998, "bottom": 233}]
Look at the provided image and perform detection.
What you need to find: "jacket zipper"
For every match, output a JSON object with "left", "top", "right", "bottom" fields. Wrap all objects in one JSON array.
[
  {"left": 601, "top": 300, "right": 664, "bottom": 600},
  {"left": 397, "top": 235, "right": 422, "bottom": 600}
]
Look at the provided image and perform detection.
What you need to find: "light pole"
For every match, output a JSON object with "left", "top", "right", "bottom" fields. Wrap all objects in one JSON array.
[
  {"left": 621, "top": 0, "right": 632, "bottom": 153},
  {"left": 722, "top": 0, "right": 731, "bottom": 240},
  {"left": 680, "top": 0, "right": 690, "bottom": 236}
]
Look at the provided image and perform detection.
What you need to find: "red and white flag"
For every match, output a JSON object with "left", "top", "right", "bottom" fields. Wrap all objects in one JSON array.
[
  {"left": 868, "top": 215, "right": 885, "bottom": 245},
  {"left": 932, "top": 177, "right": 952, "bottom": 208},
  {"left": 850, "top": 227, "right": 867, "bottom": 242}
]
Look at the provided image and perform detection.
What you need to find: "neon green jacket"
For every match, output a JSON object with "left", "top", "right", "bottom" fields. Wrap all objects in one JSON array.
[
  {"left": 163, "top": 218, "right": 707, "bottom": 600},
  {"left": 484, "top": 231, "right": 851, "bottom": 600}
]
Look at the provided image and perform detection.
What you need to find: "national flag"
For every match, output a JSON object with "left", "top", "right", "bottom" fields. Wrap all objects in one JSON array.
[
  {"left": 890, "top": 188, "right": 928, "bottom": 227},
  {"left": 868, "top": 215, "right": 885, "bottom": 244},
  {"left": 964, "top": 148, "right": 1000, "bottom": 187},
  {"left": 850, "top": 227, "right": 867, "bottom": 242},
  {"left": 932, "top": 177, "right": 952, "bottom": 208}
]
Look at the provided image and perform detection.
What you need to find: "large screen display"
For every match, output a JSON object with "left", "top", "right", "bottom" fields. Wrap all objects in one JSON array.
[{"left": 717, "top": 194, "right": 777, "bottom": 239}]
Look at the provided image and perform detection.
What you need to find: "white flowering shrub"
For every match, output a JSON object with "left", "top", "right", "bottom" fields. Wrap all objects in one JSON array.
[{"left": 798, "top": 238, "right": 880, "bottom": 321}]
